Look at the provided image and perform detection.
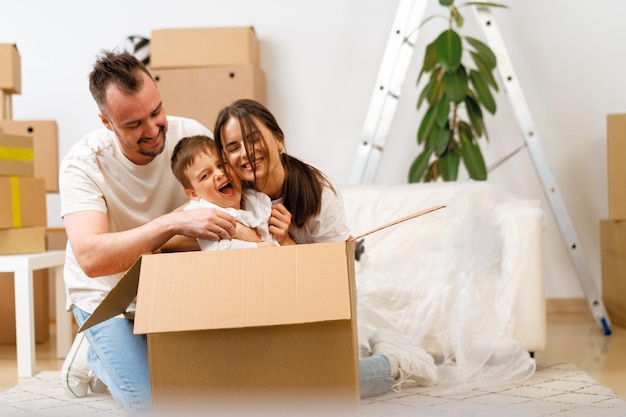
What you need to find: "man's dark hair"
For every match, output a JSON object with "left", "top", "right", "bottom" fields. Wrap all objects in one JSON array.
[{"left": 88, "top": 50, "right": 153, "bottom": 114}]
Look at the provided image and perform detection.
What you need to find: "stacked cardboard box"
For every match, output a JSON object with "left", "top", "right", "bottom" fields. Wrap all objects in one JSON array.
[
  {"left": 0, "top": 44, "right": 20, "bottom": 120},
  {"left": 149, "top": 26, "right": 266, "bottom": 131},
  {"left": 0, "top": 120, "right": 60, "bottom": 192},
  {"left": 0, "top": 44, "right": 59, "bottom": 343},
  {"left": 601, "top": 114, "right": 626, "bottom": 328},
  {"left": 0, "top": 44, "right": 49, "bottom": 254}
]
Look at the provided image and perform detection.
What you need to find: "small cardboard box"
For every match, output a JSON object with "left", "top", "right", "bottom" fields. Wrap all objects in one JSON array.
[
  {"left": 0, "top": 120, "right": 60, "bottom": 192},
  {"left": 0, "top": 177, "right": 47, "bottom": 229},
  {"left": 150, "top": 26, "right": 259, "bottom": 69},
  {"left": 0, "top": 226, "right": 46, "bottom": 255},
  {"left": 0, "top": 44, "right": 21, "bottom": 94},
  {"left": 81, "top": 206, "right": 444, "bottom": 415},
  {"left": 600, "top": 219, "right": 626, "bottom": 328},
  {"left": 0, "top": 132, "right": 34, "bottom": 177},
  {"left": 153, "top": 65, "right": 266, "bottom": 130},
  {"left": 607, "top": 114, "right": 626, "bottom": 218}
]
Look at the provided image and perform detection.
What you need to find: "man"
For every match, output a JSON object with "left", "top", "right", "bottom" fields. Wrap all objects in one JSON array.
[{"left": 59, "top": 50, "right": 237, "bottom": 414}]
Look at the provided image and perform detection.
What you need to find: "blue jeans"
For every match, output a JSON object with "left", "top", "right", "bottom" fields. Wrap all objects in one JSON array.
[
  {"left": 72, "top": 306, "right": 151, "bottom": 415},
  {"left": 359, "top": 355, "right": 394, "bottom": 398},
  {"left": 73, "top": 306, "right": 392, "bottom": 413}
]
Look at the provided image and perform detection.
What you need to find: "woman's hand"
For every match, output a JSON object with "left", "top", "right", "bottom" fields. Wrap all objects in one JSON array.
[{"left": 269, "top": 203, "right": 295, "bottom": 245}]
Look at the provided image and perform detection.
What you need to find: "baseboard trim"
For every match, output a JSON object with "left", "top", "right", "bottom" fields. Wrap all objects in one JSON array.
[{"left": 546, "top": 297, "right": 589, "bottom": 314}]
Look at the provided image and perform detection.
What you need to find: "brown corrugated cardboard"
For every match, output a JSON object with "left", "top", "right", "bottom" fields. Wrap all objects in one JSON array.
[
  {"left": 0, "top": 226, "right": 46, "bottom": 254},
  {"left": 601, "top": 219, "right": 626, "bottom": 328},
  {"left": 0, "top": 132, "right": 34, "bottom": 177},
  {"left": 0, "top": 120, "right": 59, "bottom": 192},
  {"left": 0, "top": 90, "right": 11, "bottom": 120},
  {"left": 153, "top": 65, "right": 266, "bottom": 130},
  {"left": 150, "top": 26, "right": 259, "bottom": 69},
  {"left": 607, "top": 114, "right": 626, "bottom": 218},
  {"left": 0, "top": 44, "right": 21, "bottom": 94},
  {"left": 46, "top": 227, "right": 67, "bottom": 251},
  {"left": 80, "top": 205, "right": 444, "bottom": 414},
  {"left": 0, "top": 269, "right": 49, "bottom": 344},
  {"left": 0, "top": 227, "right": 65, "bottom": 345},
  {"left": 0, "top": 177, "right": 46, "bottom": 229},
  {"left": 83, "top": 243, "right": 360, "bottom": 414}
]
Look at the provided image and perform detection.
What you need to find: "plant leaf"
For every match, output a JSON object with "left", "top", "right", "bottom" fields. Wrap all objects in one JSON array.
[
  {"left": 440, "top": 149, "right": 460, "bottom": 181},
  {"left": 434, "top": 94, "right": 450, "bottom": 127},
  {"left": 459, "top": 132, "right": 487, "bottom": 180},
  {"left": 417, "top": 71, "right": 438, "bottom": 109},
  {"left": 443, "top": 65, "right": 468, "bottom": 103},
  {"left": 425, "top": 159, "right": 439, "bottom": 182},
  {"left": 417, "top": 41, "right": 437, "bottom": 85},
  {"left": 417, "top": 105, "right": 437, "bottom": 145},
  {"left": 429, "top": 124, "right": 452, "bottom": 156},
  {"left": 466, "top": 36, "right": 497, "bottom": 68},
  {"left": 408, "top": 148, "right": 432, "bottom": 183},
  {"left": 435, "top": 30, "right": 462, "bottom": 72},
  {"left": 439, "top": 0, "right": 455, "bottom": 6},
  {"left": 470, "top": 51, "right": 498, "bottom": 91},
  {"left": 452, "top": 8, "right": 464, "bottom": 28},
  {"left": 465, "top": 94, "right": 485, "bottom": 138},
  {"left": 470, "top": 70, "right": 496, "bottom": 114}
]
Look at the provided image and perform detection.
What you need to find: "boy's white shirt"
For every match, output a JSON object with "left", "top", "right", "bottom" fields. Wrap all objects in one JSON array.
[{"left": 185, "top": 188, "right": 279, "bottom": 250}]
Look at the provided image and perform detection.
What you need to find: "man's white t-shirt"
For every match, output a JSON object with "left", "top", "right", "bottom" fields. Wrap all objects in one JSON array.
[{"left": 59, "top": 116, "right": 211, "bottom": 314}]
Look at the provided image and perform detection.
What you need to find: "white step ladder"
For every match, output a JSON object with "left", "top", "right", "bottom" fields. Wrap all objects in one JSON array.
[
  {"left": 349, "top": 0, "right": 428, "bottom": 183},
  {"left": 350, "top": 0, "right": 612, "bottom": 335}
]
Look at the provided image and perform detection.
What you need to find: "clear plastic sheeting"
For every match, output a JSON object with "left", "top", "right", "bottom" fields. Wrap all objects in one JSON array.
[{"left": 338, "top": 181, "right": 543, "bottom": 393}]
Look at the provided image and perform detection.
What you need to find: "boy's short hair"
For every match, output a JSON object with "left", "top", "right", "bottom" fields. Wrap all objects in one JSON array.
[{"left": 171, "top": 135, "right": 218, "bottom": 189}]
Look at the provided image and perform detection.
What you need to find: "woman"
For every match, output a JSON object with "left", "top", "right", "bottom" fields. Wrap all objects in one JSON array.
[{"left": 214, "top": 99, "right": 437, "bottom": 398}]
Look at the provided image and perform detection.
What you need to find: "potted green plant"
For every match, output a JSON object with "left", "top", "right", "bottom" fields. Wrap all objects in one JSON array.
[{"left": 409, "top": 0, "right": 507, "bottom": 182}]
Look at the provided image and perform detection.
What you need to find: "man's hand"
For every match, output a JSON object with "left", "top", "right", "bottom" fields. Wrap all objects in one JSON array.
[{"left": 172, "top": 208, "right": 237, "bottom": 241}]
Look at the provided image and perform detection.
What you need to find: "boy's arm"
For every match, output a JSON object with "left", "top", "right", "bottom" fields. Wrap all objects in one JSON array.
[{"left": 158, "top": 235, "right": 200, "bottom": 252}]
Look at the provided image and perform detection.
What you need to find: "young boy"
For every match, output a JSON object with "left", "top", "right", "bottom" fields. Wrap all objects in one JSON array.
[{"left": 171, "top": 135, "right": 278, "bottom": 250}]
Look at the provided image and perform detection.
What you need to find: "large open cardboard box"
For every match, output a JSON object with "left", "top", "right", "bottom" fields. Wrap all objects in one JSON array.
[
  {"left": 83, "top": 242, "right": 361, "bottom": 415},
  {"left": 81, "top": 206, "right": 443, "bottom": 415}
]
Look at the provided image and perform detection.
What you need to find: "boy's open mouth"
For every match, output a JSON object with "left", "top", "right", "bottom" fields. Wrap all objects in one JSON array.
[{"left": 219, "top": 182, "right": 236, "bottom": 196}]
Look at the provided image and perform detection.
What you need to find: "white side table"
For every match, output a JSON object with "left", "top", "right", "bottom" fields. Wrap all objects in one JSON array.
[{"left": 0, "top": 250, "right": 72, "bottom": 377}]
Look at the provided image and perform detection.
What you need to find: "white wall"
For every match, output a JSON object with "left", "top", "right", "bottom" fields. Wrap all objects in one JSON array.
[{"left": 1, "top": 0, "right": 623, "bottom": 301}]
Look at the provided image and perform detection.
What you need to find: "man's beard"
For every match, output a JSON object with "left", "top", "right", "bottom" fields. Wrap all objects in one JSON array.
[{"left": 138, "top": 127, "right": 166, "bottom": 157}]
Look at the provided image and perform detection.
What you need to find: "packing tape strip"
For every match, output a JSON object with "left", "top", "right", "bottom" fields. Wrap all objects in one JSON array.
[
  {"left": 10, "top": 176, "right": 22, "bottom": 228},
  {"left": 0, "top": 145, "right": 34, "bottom": 161}
]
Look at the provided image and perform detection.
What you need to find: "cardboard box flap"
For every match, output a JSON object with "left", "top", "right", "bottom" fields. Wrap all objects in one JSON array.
[
  {"left": 133, "top": 242, "right": 353, "bottom": 334},
  {"left": 349, "top": 204, "right": 446, "bottom": 241},
  {"left": 79, "top": 258, "right": 142, "bottom": 332}
]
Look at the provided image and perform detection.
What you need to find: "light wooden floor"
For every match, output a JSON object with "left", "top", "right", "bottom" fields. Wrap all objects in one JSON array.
[{"left": 0, "top": 313, "right": 624, "bottom": 400}]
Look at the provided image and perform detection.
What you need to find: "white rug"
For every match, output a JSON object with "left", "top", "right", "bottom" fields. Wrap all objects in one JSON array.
[{"left": 1, "top": 363, "right": 625, "bottom": 416}]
